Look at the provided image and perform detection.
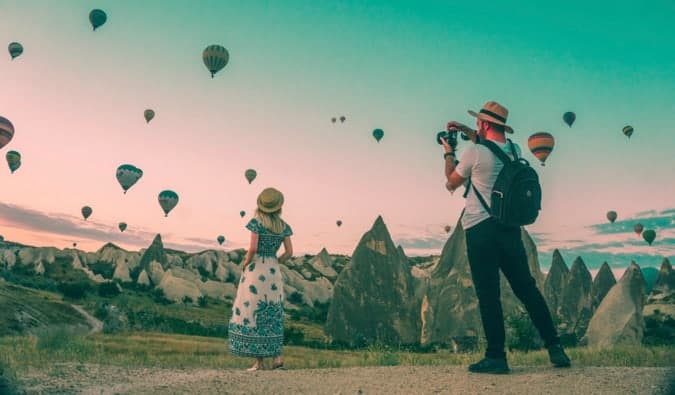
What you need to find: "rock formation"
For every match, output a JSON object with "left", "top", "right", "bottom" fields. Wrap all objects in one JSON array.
[
  {"left": 591, "top": 262, "right": 616, "bottom": 312},
  {"left": 326, "top": 216, "right": 421, "bottom": 346},
  {"left": 543, "top": 250, "right": 569, "bottom": 320},
  {"left": 558, "top": 256, "right": 593, "bottom": 338},
  {"left": 583, "top": 261, "right": 646, "bottom": 347},
  {"left": 648, "top": 258, "right": 674, "bottom": 303}
]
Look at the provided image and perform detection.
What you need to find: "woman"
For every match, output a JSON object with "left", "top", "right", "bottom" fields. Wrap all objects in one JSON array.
[{"left": 228, "top": 187, "right": 293, "bottom": 371}]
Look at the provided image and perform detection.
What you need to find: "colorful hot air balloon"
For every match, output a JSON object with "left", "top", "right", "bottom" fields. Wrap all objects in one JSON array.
[
  {"left": 642, "top": 229, "right": 656, "bottom": 246},
  {"left": 81, "top": 206, "right": 92, "bottom": 220},
  {"left": 240, "top": 210, "right": 246, "bottom": 218},
  {"left": 633, "top": 223, "right": 644, "bottom": 236},
  {"left": 563, "top": 112, "right": 576, "bottom": 127},
  {"left": 373, "top": 128, "right": 384, "bottom": 142},
  {"left": 6, "top": 150, "right": 21, "bottom": 173},
  {"left": 144, "top": 109, "right": 155, "bottom": 123},
  {"left": 0, "top": 116, "right": 15, "bottom": 150},
  {"left": 116, "top": 164, "right": 143, "bottom": 194},
  {"left": 158, "top": 190, "right": 179, "bottom": 217},
  {"left": 444, "top": 225, "right": 452, "bottom": 233},
  {"left": 527, "top": 132, "right": 555, "bottom": 166},
  {"left": 623, "top": 125, "right": 634, "bottom": 139},
  {"left": 202, "top": 45, "right": 229, "bottom": 78},
  {"left": 331, "top": 117, "right": 336, "bottom": 124},
  {"left": 118, "top": 222, "right": 127, "bottom": 232},
  {"left": 8, "top": 42, "right": 23, "bottom": 60},
  {"left": 89, "top": 9, "right": 107, "bottom": 31},
  {"left": 217, "top": 235, "right": 225, "bottom": 245},
  {"left": 339, "top": 116, "right": 346, "bottom": 123},
  {"left": 245, "top": 169, "right": 257, "bottom": 184},
  {"left": 606, "top": 210, "right": 617, "bottom": 223},
  {"left": 336, "top": 220, "right": 342, "bottom": 227}
]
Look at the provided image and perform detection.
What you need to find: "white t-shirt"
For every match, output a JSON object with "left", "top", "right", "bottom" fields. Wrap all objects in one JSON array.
[{"left": 455, "top": 139, "right": 522, "bottom": 230}]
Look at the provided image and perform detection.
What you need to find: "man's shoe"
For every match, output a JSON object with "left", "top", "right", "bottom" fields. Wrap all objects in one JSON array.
[
  {"left": 468, "top": 357, "right": 510, "bottom": 374},
  {"left": 548, "top": 344, "right": 571, "bottom": 367}
]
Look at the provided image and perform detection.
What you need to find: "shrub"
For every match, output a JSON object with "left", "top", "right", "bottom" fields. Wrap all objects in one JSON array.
[
  {"left": 506, "top": 310, "right": 544, "bottom": 352},
  {"left": 198, "top": 296, "right": 208, "bottom": 308},
  {"left": 151, "top": 288, "right": 173, "bottom": 305},
  {"left": 58, "top": 281, "right": 91, "bottom": 300},
  {"left": 287, "top": 291, "right": 304, "bottom": 306},
  {"left": 182, "top": 296, "right": 194, "bottom": 305},
  {"left": 225, "top": 271, "right": 236, "bottom": 283},
  {"left": 283, "top": 326, "right": 305, "bottom": 345},
  {"left": 98, "top": 282, "right": 121, "bottom": 298}
]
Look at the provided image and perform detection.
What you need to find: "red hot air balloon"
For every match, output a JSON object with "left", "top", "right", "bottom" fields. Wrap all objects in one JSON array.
[
  {"left": 528, "top": 132, "right": 555, "bottom": 166},
  {"left": 633, "top": 223, "right": 644, "bottom": 236}
]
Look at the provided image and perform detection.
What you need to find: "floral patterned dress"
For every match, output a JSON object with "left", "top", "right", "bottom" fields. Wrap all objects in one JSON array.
[{"left": 228, "top": 218, "right": 293, "bottom": 358}]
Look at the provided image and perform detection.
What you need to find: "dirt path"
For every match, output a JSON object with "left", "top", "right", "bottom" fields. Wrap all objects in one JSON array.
[
  {"left": 70, "top": 304, "right": 103, "bottom": 335},
  {"left": 18, "top": 364, "right": 675, "bottom": 395}
]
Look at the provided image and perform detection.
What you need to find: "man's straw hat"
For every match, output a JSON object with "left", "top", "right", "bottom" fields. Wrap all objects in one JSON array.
[
  {"left": 468, "top": 101, "right": 514, "bottom": 134},
  {"left": 257, "top": 187, "right": 284, "bottom": 213}
]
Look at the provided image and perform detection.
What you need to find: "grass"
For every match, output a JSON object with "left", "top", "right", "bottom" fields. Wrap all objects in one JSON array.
[{"left": 0, "top": 331, "right": 673, "bottom": 377}]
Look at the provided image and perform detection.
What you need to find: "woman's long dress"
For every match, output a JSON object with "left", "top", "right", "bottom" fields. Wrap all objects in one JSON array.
[{"left": 228, "top": 218, "right": 293, "bottom": 357}]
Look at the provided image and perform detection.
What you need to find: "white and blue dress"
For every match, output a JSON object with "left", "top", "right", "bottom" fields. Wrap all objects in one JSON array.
[{"left": 228, "top": 218, "right": 293, "bottom": 358}]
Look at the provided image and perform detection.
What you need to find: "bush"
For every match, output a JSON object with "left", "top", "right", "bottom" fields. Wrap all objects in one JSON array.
[
  {"left": 287, "top": 291, "right": 304, "bottom": 306},
  {"left": 182, "top": 296, "right": 194, "bottom": 305},
  {"left": 151, "top": 288, "right": 173, "bottom": 305},
  {"left": 198, "top": 296, "right": 208, "bottom": 308},
  {"left": 506, "top": 310, "right": 544, "bottom": 352},
  {"left": 284, "top": 326, "right": 305, "bottom": 345},
  {"left": 643, "top": 313, "right": 675, "bottom": 346},
  {"left": 57, "top": 281, "right": 91, "bottom": 300},
  {"left": 98, "top": 282, "right": 121, "bottom": 298}
]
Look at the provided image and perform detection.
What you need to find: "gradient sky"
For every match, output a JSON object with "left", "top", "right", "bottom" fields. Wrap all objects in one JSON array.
[{"left": 1, "top": 1, "right": 674, "bottom": 272}]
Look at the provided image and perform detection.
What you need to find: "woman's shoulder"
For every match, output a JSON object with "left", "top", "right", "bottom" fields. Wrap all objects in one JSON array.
[
  {"left": 245, "top": 218, "right": 262, "bottom": 233},
  {"left": 283, "top": 221, "right": 293, "bottom": 237}
]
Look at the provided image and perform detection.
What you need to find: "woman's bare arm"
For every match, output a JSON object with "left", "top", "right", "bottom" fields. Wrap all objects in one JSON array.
[{"left": 278, "top": 236, "right": 293, "bottom": 263}]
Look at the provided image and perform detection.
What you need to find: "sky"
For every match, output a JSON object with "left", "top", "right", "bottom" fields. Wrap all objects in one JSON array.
[{"left": 1, "top": 0, "right": 674, "bottom": 273}]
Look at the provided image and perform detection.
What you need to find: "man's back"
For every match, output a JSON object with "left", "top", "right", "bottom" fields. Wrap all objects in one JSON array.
[{"left": 455, "top": 140, "right": 522, "bottom": 229}]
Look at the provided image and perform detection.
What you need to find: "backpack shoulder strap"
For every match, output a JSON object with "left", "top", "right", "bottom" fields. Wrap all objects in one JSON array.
[
  {"left": 472, "top": 184, "right": 492, "bottom": 215},
  {"left": 507, "top": 139, "right": 519, "bottom": 160},
  {"left": 478, "top": 139, "right": 513, "bottom": 165}
]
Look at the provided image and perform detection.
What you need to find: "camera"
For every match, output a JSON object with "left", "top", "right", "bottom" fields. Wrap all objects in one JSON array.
[{"left": 436, "top": 129, "right": 471, "bottom": 146}]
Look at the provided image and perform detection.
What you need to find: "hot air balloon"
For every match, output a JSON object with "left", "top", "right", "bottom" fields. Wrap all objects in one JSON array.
[
  {"left": 563, "top": 112, "right": 576, "bottom": 127},
  {"left": 73, "top": 242, "right": 77, "bottom": 248},
  {"left": 89, "top": 9, "right": 107, "bottom": 31},
  {"left": 116, "top": 164, "right": 143, "bottom": 194},
  {"left": 623, "top": 125, "right": 634, "bottom": 139},
  {"left": 0, "top": 116, "right": 15, "bottom": 150},
  {"left": 331, "top": 117, "right": 336, "bottom": 124},
  {"left": 244, "top": 169, "right": 257, "bottom": 184},
  {"left": 144, "top": 109, "right": 155, "bottom": 123},
  {"left": 158, "top": 190, "right": 179, "bottom": 217},
  {"left": 606, "top": 210, "right": 617, "bottom": 223},
  {"left": 336, "top": 220, "right": 342, "bottom": 227},
  {"left": 444, "top": 225, "right": 452, "bottom": 233},
  {"left": 119, "top": 222, "right": 127, "bottom": 232},
  {"left": 633, "top": 223, "right": 644, "bottom": 236},
  {"left": 8, "top": 42, "right": 23, "bottom": 60},
  {"left": 643, "top": 229, "right": 656, "bottom": 246},
  {"left": 240, "top": 210, "right": 246, "bottom": 218},
  {"left": 6, "top": 150, "right": 21, "bottom": 173},
  {"left": 81, "top": 206, "right": 92, "bottom": 220},
  {"left": 527, "top": 132, "right": 555, "bottom": 166},
  {"left": 339, "top": 116, "right": 346, "bottom": 123},
  {"left": 202, "top": 45, "right": 229, "bottom": 78},
  {"left": 373, "top": 128, "right": 384, "bottom": 142},
  {"left": 217, "top": 235, "right": 225, "bottom": 245}
]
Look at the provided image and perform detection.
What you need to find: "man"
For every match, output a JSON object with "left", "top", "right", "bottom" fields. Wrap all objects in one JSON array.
[{"left": 441, "top": 101, "right": 571, "bottom": 374}]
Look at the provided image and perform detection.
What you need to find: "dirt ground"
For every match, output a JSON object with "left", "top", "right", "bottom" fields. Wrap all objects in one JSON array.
[{"left": 17, "top": 364, "right": 675, "bottom": 395}]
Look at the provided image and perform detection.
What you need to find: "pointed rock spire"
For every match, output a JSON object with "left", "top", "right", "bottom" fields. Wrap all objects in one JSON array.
[
  {"left": 591, "top": 261, "right": 617, "bottom": 311},
  {"left": 559, "top": 256, "right": 593, "bottom": 338},
  {"left": 649, "top": 258, "right": 674, "bottom": 302},
  {"left": 544, "top": 249, "right": 569, "bottom": 319}
]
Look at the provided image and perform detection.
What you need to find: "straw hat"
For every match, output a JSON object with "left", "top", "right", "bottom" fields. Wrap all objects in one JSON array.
[
  {"left": 257, "top": 187, "right": 284, "bottom": 213},
  {"left": 468, "top": 101, "right": 514, "bottom": 134}
]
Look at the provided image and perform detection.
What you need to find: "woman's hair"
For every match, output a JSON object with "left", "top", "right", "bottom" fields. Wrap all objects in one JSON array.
[{"left": 255, "top": 208, "right": 285, "bottom": 234}]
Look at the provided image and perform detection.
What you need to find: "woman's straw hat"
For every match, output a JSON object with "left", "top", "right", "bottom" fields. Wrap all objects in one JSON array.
[
  {"left": 257, "top": 187, "right": 284, "bottom": 213},
  {"left": 468, "top": 101, "right": 514, "bottom": 134}
]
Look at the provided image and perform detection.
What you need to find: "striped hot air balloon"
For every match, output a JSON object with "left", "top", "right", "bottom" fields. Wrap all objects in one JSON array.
[
  {"left": 8, "top": 42, "right": 23, "bottom": 60},
  {"left": 202, "top": 45, "right": 229, "bottom": 78},
  {"left": 6, "top": 150, "right": 21, "bottom": 173},
  {"left": 0, "top": 116, "right": 15, "bottom": 150},
  {"left": 89, "top": 9, "right": 107, "bottom": 31},
  {"left": 158, "top": 190, "right": 179, "bottom": 217},
  {"left": 527, "top": 132, "right": 555, "bottom": 166},
  {"left": 144, "top": 109, "right": 155, "bottom": 123},
  {"left": 116, "top": 164, "right": 143, "bottom": 193},
  {"left": 623, "top": 125, "right": 634, "bottom": 139}
]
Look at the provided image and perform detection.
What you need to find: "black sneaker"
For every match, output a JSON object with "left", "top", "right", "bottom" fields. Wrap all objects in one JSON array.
[
  {"left": 547, "top": 344, "right": 571, "bottom": 367},
  {"left": 468, "top": 357, "right": 510, "bottom": 374}
]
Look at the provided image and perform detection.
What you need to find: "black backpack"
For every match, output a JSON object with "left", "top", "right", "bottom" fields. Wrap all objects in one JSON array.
[{"left": 467, "top": 139, "right": 542, "bottom": 227}]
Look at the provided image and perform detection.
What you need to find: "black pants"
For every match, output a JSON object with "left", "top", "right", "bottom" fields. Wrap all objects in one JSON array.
[{"left": 465, "top": 218, "right": 559, "bottom": 359}]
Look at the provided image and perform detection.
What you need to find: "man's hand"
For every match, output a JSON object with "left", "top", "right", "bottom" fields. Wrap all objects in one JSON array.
[
  {"left": 447, "top": 121, "right": 478, "bottom": 143},
  {"left": 440, "top": 137, "right": 454, "bottom": 153}
]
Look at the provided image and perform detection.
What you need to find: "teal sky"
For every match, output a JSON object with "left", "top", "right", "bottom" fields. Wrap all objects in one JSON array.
[{"left": 1, "top": 1, "right": 674, "bottom": 272}]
